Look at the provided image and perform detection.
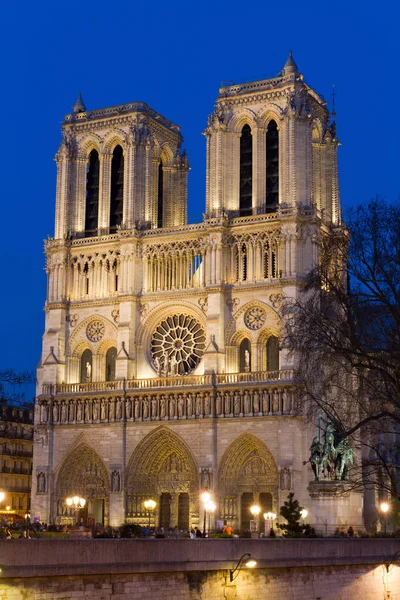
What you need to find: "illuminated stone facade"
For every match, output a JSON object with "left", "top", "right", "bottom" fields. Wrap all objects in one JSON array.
[
  {"left": 32, "top": 55, "right": 362, "bottom": 531},
  {"left": 0, "top": 403, "right": 33, "bottom": 518}
]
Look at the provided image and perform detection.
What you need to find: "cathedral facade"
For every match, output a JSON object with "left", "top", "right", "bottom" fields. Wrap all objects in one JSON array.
[{"left": 32, "top": 54, "right": 361, "bottom": 531}]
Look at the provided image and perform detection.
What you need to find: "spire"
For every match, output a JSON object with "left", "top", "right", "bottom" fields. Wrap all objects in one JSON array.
[
  {"left": 72, "top": 92, "right": 86, "bottom": 113},
  {"left": 282, "top": 51, "right": 299, "bottom": 76}
]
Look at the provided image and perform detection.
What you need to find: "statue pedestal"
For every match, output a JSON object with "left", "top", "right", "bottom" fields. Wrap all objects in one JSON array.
[{"left": 308, "top": 481, "right": 364, "bottom": 535}]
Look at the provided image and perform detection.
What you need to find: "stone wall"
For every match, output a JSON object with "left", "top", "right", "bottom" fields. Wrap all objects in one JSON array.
[{"left": 0, "top": 539, "right": 399, "bottom": 599}]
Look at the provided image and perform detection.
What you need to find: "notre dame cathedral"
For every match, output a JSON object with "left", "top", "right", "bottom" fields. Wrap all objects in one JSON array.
[{"left": 31, "top": 54, "right": 363, "bottom": 532}]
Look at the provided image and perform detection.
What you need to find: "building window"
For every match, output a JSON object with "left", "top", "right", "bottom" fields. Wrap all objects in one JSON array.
[
  {"left": 157, "top": 161, "right": 164, "bottom": 228},
  {"left": 80, "top": 349, "right": 93, "bottom": 383},
  {"left": 85, "top": 149, "right": 100, "bottom": 236},
  {"left": 110, "top": 145, "right": 124, "bottom": 232},
  {"left": 266, "top": 120, "right": 279, "bottom": 211},
  {"left": 267, "top": 336, "right": 279, "bottom": 372},
  {"left": 106, "top": 347, "right": 117, "bottom": 381},
  {"left": 240, "top": 125, "right": 252, "bottom": 216}
]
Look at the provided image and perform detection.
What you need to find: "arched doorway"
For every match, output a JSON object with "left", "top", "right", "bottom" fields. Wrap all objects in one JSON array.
[
  {"left": 55, "top": 443, "right": 110, "bottom": 526},
  {"left": 218, "top": 432, "right": 278, "bottom": 531},
  {"left": 126, "top": 427, "right": 199, "bottom": 530}
]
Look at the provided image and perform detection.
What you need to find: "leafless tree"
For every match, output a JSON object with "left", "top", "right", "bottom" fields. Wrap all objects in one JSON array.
[{"left": 282, "top": 198, "right": 400, "bottom": 498}]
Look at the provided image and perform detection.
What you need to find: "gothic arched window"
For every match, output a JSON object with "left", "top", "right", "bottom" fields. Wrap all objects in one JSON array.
[
  {"left": 110, "top": 145, "right": 124, "bottom": 232},
  {"left": 80, "top": 349, "right": 93, "bottom": 383},
  {"left": 106, "top": 347, "right": 117, "bottom": 381},
  {"left": 266, "top": 336, "right": 279, "bottom": 372},
  {"left": 266, "top": 120, "right": 279, "bottom": 211},
  {"left": 85, "top": 150, "right": 100, "bottom": 236},
  {"left": 239, "top": 338, "right": 251, "bottom": 373},
  {"left": 240, "top": 125, "right": 252, "bottom": 216},
  {"left": 157, "top": 160, "right": 164, "bottom": 228}
]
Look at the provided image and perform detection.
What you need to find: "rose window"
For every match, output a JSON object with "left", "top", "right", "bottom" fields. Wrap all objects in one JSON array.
[
  {"left": 86, "top": 320, "right": 105, "bottom": 342},
  {"left": 151, "top": 314, "right": 206, "bottom": 376},
  {"left": 244, "top": 307, "right": 266, "bottom": 330}
]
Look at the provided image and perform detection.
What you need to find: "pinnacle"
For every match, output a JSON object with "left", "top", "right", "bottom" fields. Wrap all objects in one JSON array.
[
  {"left": 72, "top": 92, "right": 86, "bottom": 113},
  {"left": 282, "top": 51, "right": 299, "bottom": 75}
]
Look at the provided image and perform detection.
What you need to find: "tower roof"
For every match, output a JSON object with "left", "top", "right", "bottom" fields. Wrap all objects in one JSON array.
[
  {"left": 282, "top": 51, "right": 299, "bottom": 75},
  {"left": 72, "top": 92, "right": 86, "bottom": 113}
]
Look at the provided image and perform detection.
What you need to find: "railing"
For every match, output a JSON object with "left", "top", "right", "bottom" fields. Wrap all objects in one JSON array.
[
  {"left": 0, "top": 449, "right": 33, "bottom": 458},
  {"left": 41, "top": 371, "right": 297, "bottom": 397},
  {"left": 1, "top": 467, "right": 32, "bottom": 475},
  {"left": 217, "top": 370, "right": 295, "bottom": 384},
  {"left": 43, "top": 374, "right": 214, "bottom": 395}
]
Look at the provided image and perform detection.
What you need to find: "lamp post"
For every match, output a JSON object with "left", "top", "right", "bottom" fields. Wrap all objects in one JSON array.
[
  {"left": 380, "top": 502, "right": 389, "bottom": 534},
  {"left": 204, "top": 500, "right": 216, "bottom": 536},
  {"left": 144, "top": 499, "right": 156, "bottom": 530},
  {"left": 300, "top": 508, "right": 308, "bottom": 525},
  {"left": 263, "top": 511, "right": 277, "bottom": 536},
  {"left": 201, "top": 491, "right": 211, "bottom": 536},
  {"left": 24, "top": 511, "right": 31, "bottom": 537},
  {"left": 229, "top": 553, "right": 258, "bottom": 582},
  {"left": 66, "top": 496, "right": 86, "bottom": 526},
  {"left": 250, "top": 504, "right": 261, "bottom": 536}
]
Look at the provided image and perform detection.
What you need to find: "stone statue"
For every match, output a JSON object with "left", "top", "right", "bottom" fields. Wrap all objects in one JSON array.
[
  {"left": 244, "top": 390, "right": 251, "bottom": 414},
  {"left": 61, "top": 402, "right": 67, "bottom": 423},
  {"left": 134, "top": 399, "right": 140, "bottom": 419},
  {"left": 204, "top": 393, "right": 210, "bottom": 416},
  {"left": 143, "top": 398, "right": 149, "bottom": 419},
  {"left": 234, "top": 393, "right": 241, "bottom": 415},
  {"left": 151, "top": 396, "right": 158, "bottom": 418},
  {"left": 280, "top": 467, "right": 291, "bottom": 490},
  {"left": 111, "top": 470, "right": 121, "bottom": 492},
  {"left": 86, "top": 361, "right": 92, "bottom": 381},
  {"left": 178, "top": 395, "right": 184, "bottom": 417},
  {"left": 309, "top": 420, "right": 355, "bottom": 482},
  {"left": 115, "top": 399, "right": 122, "bottom": 421},
  {"left": 163, "top": 352, "right": 170, "bottom": 377},
  {"left": 126, "top": 399, "right": 132, "bottom": 419},
  {"left": 195, "top": 394, "right": 202, "bottom": 416},
  {"left": 85, "top": 401, "right": 91, "bottom": 421},
  {"left": 169, "top": 397, "right": 176, "bottom": 419},
  {"left": 244, "top": 349, "right": 250, "bottom": 371},
  {"left": 154, "top": 356, "right": 161, "bottom": 377},
  {"left": 37, "top": 472, "right": 46, "bottom": 493},
  {"left": 216, "top": 393, "right": 222, "bottom": 416},
  {"left": 253, "top": 390, "right": 260, "bottom": 414},
  {"left": 92, "top": 400, "right": 99, "bottom": 421},
  {"left": 309, "top": 437, "right": 324, "bottom": 481},
  {"left": 53, "top": 403, "right": 58, "bottom": 423},
  {"left": 225, "top": 394, "right": 231, "bottom": 415},
  {"left": 101, "top": 400, "right": 107, "bottom": 421},
  {"left": 187, "top": 394, "right": 193, "bottom": 417},
  {"left": 76, "top": 401, "right": 82, "bottom": 422},
  {"left": 160, "top": 397, "right": 166, "bottom": 418},
  {"left": 201, "top": 469, "right": 210, "bottom": 489},
  {"left": 41, "top": 403, "right": 48, "bottom": 423},
  {"left": 262, "top": 391, "right": 269, "bottom": 414},
  {"left": 170, "top": 355, "right": 177, "bottom": 376}
]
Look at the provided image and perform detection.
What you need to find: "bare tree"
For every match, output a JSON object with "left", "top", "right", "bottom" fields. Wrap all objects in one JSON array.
[
  {"left": 0, "top": 369, "right": 35, "bottom": 406},
  {"left": 283, "top": 198, "right": 400, "bottom": 498}
]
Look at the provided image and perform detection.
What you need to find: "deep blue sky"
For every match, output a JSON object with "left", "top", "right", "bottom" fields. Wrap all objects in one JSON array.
[{"left": 1, "top": 0, "right": 399, "bottom": 401}]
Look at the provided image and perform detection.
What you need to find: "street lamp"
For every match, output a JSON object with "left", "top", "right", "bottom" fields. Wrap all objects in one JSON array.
[
  {"left": 230, "top": 553, "right": 258, "bottom": 582},
  {"left": 300, "top": 509, "right": 308, "bottom": 524},
  {"left": 263, "top": 511, "right": 277, "bottom": 535},
  {"left": 201, "top": 491, "right": 211, "bottom": 536},
  {"left": 380, "top": 502, "right": 390, "bottom": 534},
  {"left": 250, "top": 504, "right": 261, "bottom": 535},
  {"left": 24, "top": 512, "right": 31, "bottom": 537},
  {"left": 204, "top": 500, "right": 216, "bottom": 536},
  {"left": 144, "top": 499, "right": 156, "bottom": 530},
  {"left": 66, "top": 496, "right": 86, "bottom": 525}
]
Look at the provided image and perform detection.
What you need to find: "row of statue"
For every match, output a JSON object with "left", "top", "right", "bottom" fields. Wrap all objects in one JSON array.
[
  {"left": 39, "top": 388, "right": 298, "bottom": 424},
  {"left": 309, "top": 421, "right": 355, "bottom": 482}
]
